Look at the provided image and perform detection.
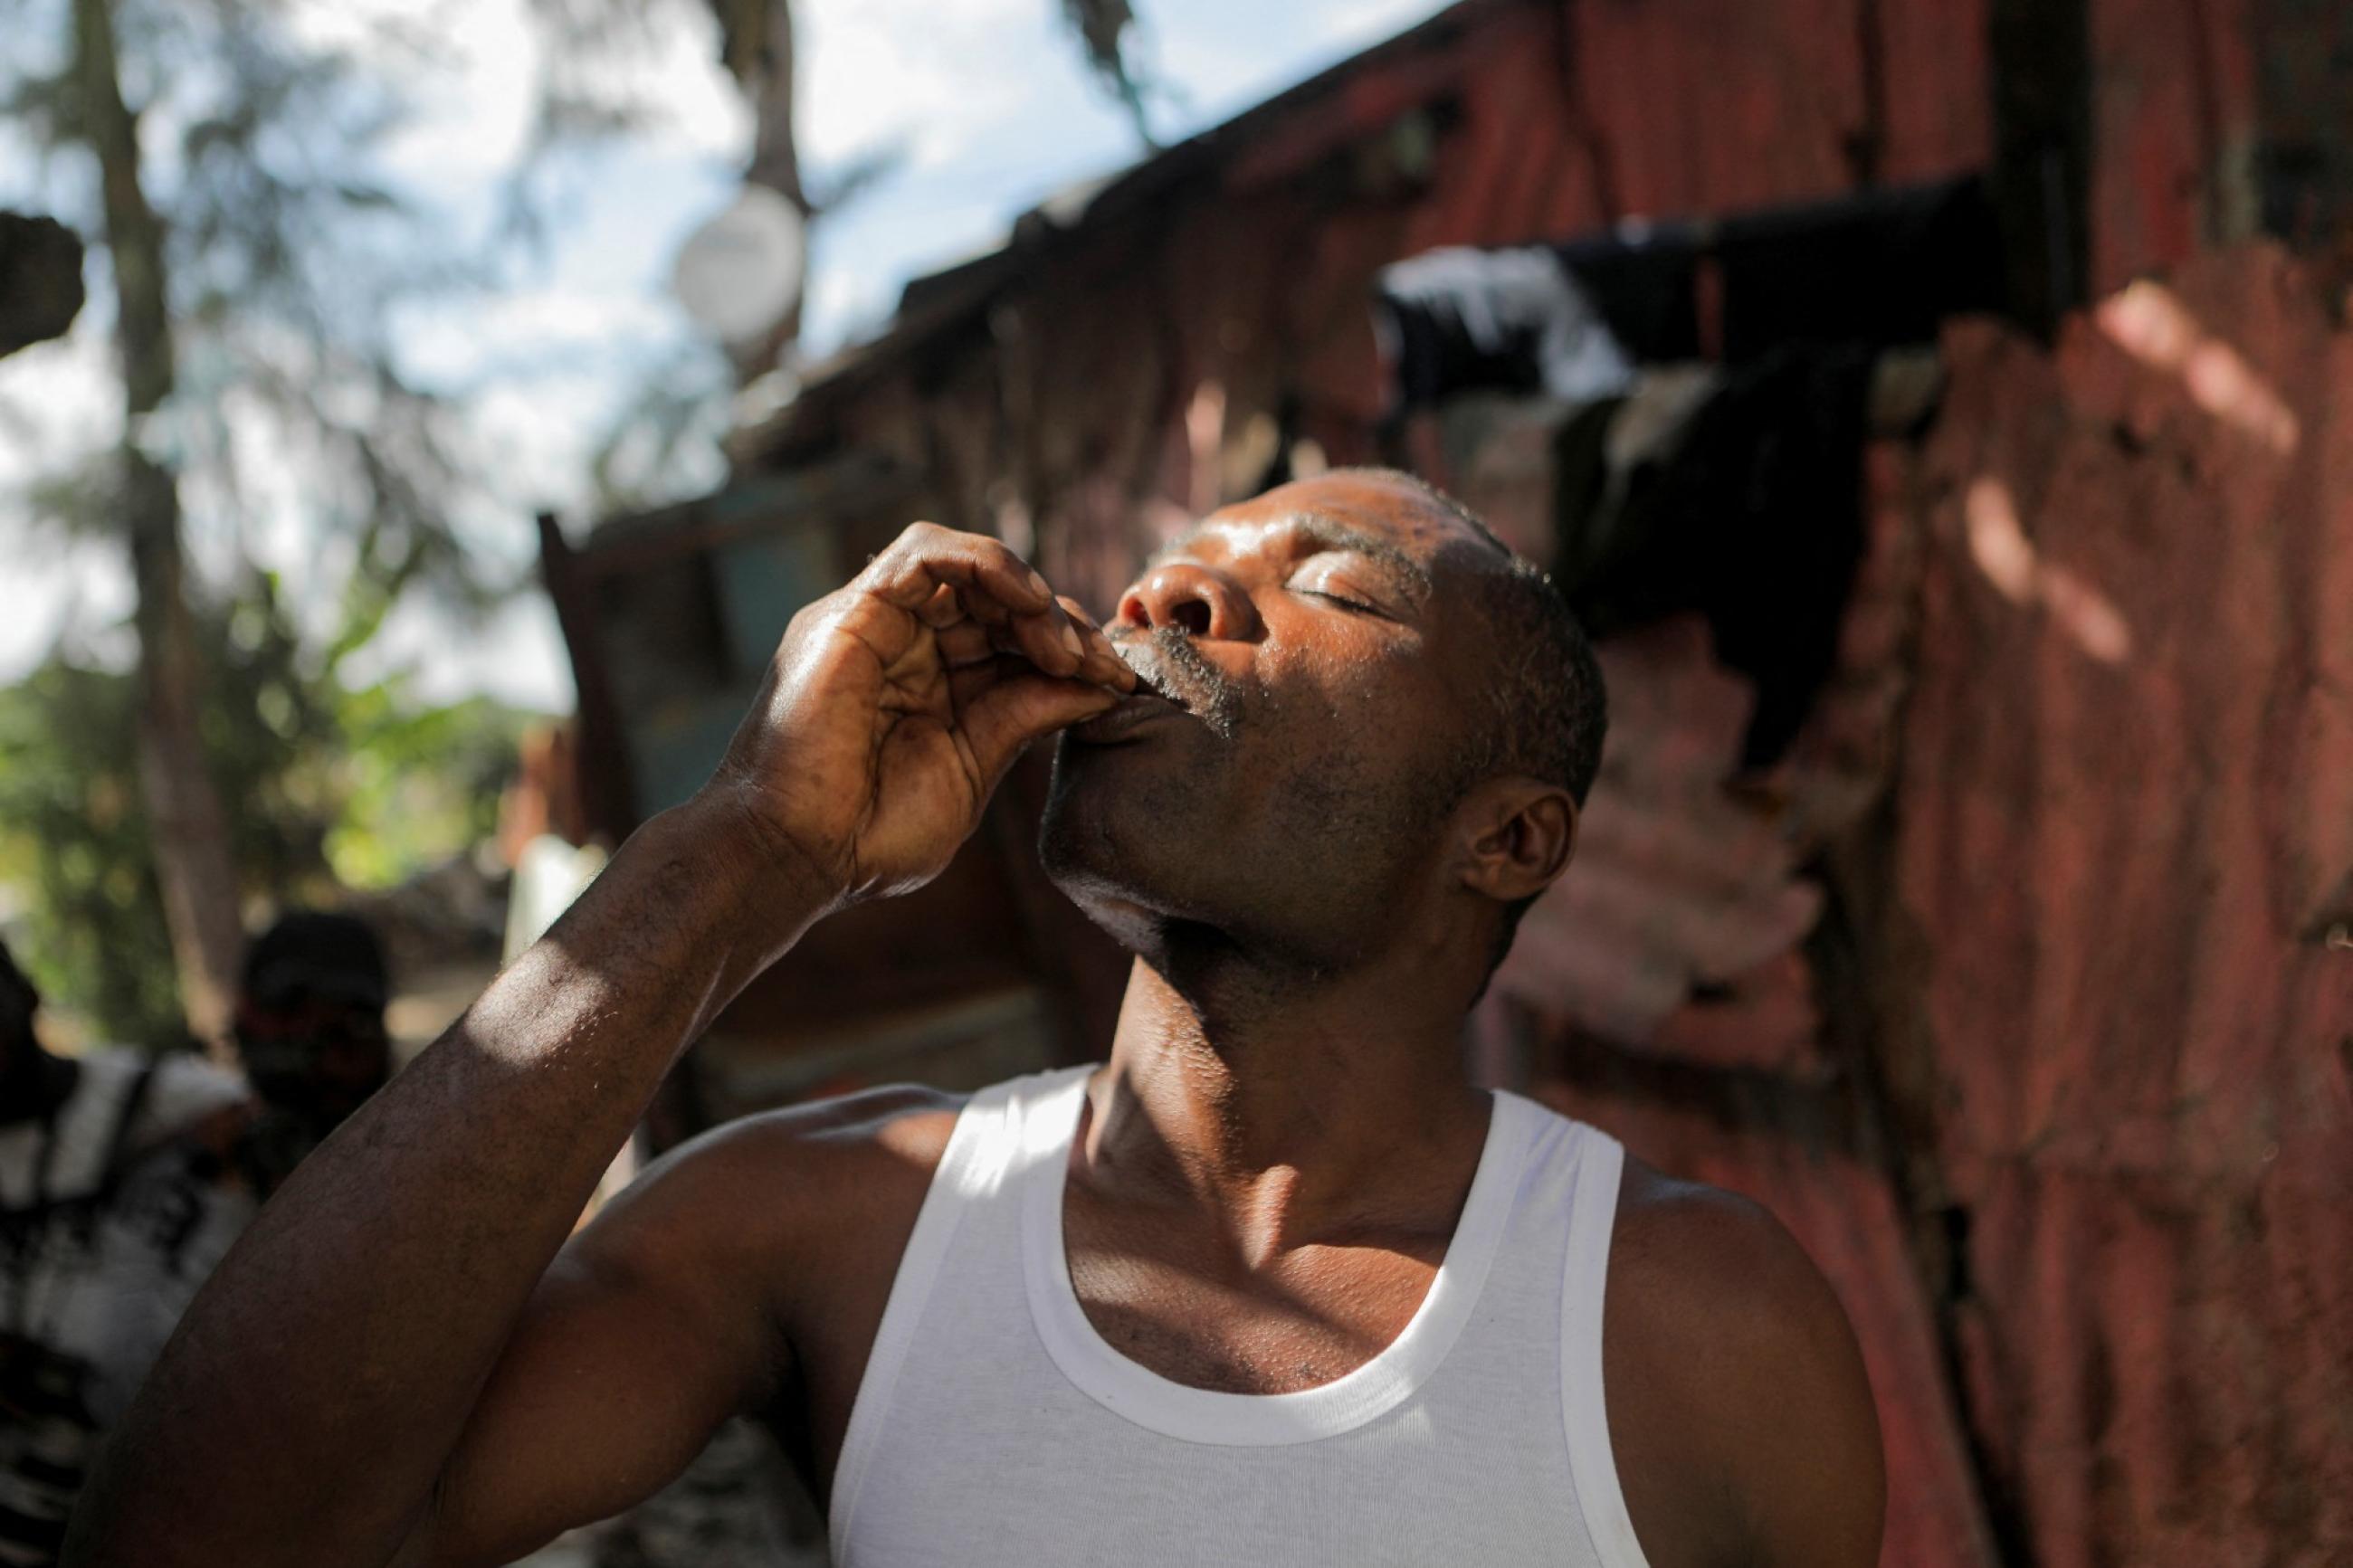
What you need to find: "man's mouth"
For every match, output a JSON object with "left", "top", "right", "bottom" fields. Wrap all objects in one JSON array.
[
  {"left": 1112, "top": 635, "right": 1224, "bottom": 713},
  {"left": 1070, "top": 626, "right": 1243, "bottom": 744},
  {"left": 1067, "top": 642, "right": 1196, "bottom": 745},
  {"left": 1118, "top": 657, "right": 1189, "bottom": 710},
  {"left": 1068, "top": 689, "right": 1184, "bottom": 745}
]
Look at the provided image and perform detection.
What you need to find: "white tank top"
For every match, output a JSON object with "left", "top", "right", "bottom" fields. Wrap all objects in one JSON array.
[{"left": 830, "top": 1066, "right": 1653, "bottom": 1567}]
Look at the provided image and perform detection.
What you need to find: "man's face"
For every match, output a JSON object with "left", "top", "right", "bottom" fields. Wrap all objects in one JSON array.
[
  {"left": 1040, "top": 473, "right": 1500, "bottom": 970},
  {"left": 237, "top": 980, "right": 389, "bottom": 1129}
]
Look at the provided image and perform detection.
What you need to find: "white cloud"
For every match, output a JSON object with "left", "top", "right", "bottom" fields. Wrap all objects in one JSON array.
[
  {"left": 0, "top": 545, "right": 135, "bottom": 681},
  {"left": 395, "top": 285, "right": 683, "bottom": 387},
  {"left": 342, "top": 590, "right": 575, "bottom": 713},
  {"left": 1309, "top": 0, "right": 1453, "bottom": 51},
  {"left": 299, "top": 0, "right": 747, "bottom": 189},
  {"left": 797, "top": 0, "right": 1102, "bottom": 172},
  {"left": 800, "top": 259, "right": 901, "bottom": 352},
  {"left": 0, "top": 320, "right": 119, "bottom": 487}
]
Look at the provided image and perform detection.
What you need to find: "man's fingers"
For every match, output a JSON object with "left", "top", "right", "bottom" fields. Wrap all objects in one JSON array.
[
  {"left": 948, "top": 651, "right": 1107, "bottom": 711},
  {"left": 947, "top": 655, "right": 1015, "bottom": 711},
  {"left": 917, "top": 583, "right": 964, "bottom": 630},
  {"left": 858, "top": 524, "right": 1100, "bottom": 680},
  {"left": 860, "top": 523, "right": 1053, "bottom": 617},
  {"left": 959, "top": 670, "right": 1121, "bottom": 788},
  {"left": 944, "top": 612, "right": 1131, "bottom": 693},
  {"left": 738, "top": 523, "right": 1129, "bottom": 904},
  {"left": 1058, "top": 596, "right": 1137, "bottom": 691},
  {"left": 1007, "top": 597, "right": 1089, "bottom": 679},
  {"left": 931, "top": 602, "right": 1134, "bottom": 690},
  {"left": 936, "top": 620, "right": 996, "bottom": 670}
]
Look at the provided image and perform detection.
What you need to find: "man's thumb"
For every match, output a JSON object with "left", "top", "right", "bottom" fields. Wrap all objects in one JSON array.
[{"left": 963, "top": 674, "right": 1121, "bottom": 788}]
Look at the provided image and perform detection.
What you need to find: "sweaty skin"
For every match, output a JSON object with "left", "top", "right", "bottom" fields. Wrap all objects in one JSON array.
[{"left": 66, "top": 477, "right": 1881, "bottom": 1568}]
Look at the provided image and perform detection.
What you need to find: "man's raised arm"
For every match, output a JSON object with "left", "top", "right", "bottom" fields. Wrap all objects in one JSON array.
[{"left": 65, "top": 526, "right": 1134, "bottom": 1568}]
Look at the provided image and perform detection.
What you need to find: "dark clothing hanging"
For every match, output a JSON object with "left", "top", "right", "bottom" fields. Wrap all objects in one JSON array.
[
  {"left": 1377, "top": 177, "right": 2000, "bottom": 409},
  {"left": 1553, "top": 347, "right": 1876, "bottom": 770},
  {"left": 1374, "top": 247, "right": 1636, "bottom": 414}
]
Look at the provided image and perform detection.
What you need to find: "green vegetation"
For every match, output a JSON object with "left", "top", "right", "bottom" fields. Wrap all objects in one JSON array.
[
  {"left": 0, "top": 0, "right": 1151, "bottom": 1048},
  {"left": 0, "top": 586, "right": 536, "bottom": 1049}
]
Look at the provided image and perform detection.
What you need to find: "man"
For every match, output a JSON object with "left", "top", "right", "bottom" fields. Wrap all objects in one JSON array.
[
  {"left": 0, "top": 942, "right": 246, "bottom": 1566},
  {"left": 2, "top": 910, "right": 396, "bottom": 1565},
  {"left": 69, "top": 470, "right": 1882, "bottom": 1567},
  {"left": 230, "top": 911, "right": 394, "bottom": 1202}
]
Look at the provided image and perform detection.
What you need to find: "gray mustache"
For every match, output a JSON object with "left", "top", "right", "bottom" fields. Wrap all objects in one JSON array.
[{"left": 1110, "top": 626, "right": 1242, "bottom": 739}]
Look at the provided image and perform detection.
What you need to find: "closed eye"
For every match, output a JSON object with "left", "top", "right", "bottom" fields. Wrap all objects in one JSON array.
[{"left": 1297, "top": 587, "right": 1381, "bottom": 615}]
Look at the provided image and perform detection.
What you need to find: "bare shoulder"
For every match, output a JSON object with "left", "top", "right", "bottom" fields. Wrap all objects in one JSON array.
[
  {"left": 1603, "top": 1156, "right": 1884, "bottom": 1568},
  {"left": 398, "top": 1087, "right": 976, "bottom": 1566},
  {"left": 1608, "top": 1156, "right": 1854, "bottom": 1352},
  {"left": 672, "top": 1080, "right": 967, "bottom": 1172},
  {"left": 601, "top": 1083, "right": 966, "bottom": 1233},
  {"left": 565, "top": 1083, "right": 967, "bottom": 1297}
]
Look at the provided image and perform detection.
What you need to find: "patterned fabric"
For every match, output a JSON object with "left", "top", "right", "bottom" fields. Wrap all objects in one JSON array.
[{"left": 0, "top": 1052, "right": 249, "bottom": 1567}]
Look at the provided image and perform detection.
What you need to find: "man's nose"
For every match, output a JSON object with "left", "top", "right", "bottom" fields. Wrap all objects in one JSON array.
[{"left": 1117, "top": 563, "right": 1257, "bottom": 640}]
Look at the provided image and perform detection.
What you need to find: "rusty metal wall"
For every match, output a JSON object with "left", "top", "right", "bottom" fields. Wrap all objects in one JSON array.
[
  {"left": 1497, "top": 243, "right": 2353, "bottom": 1567},
  {"left": 1889, "top": 247, "right": 2353, "bottom": 1564}
]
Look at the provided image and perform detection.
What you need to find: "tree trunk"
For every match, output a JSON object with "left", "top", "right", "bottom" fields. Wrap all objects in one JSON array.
[
  {"left": 72, "top": 0, "right": 245, "bottom": 1060},
  {"left": 729, "top": 0, "right": 803, "bottom": 213},
  {"left": 716, "top": 0, "right": 806, "bottom": 377}
]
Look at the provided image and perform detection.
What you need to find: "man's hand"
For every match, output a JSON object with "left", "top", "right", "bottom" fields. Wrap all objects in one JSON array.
[{"left": 702, "top": 522, "right": 1134, "bottom": 907}]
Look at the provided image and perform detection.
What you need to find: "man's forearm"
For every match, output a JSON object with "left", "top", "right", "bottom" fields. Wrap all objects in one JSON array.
[{"left": 67, "top": 801, "right": 829, "bottom": 1568}]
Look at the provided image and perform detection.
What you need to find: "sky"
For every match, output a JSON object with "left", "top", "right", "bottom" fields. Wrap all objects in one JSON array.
[{"left": 0, "top": 0, "right": 1451, "bottom": 713}]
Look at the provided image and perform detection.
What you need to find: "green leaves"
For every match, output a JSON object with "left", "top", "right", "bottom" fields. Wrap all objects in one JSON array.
[
  {"left": 0, "top": 594, "right": 538, "bottom": 1047},
  {"left": 3, "top": 0, "right": 718, "bottom": 1044}
]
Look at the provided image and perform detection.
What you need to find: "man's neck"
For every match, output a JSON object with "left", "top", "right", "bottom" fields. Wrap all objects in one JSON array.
[{"left": 1079, "top": 953, "right": 1490, "bottom": 1267}]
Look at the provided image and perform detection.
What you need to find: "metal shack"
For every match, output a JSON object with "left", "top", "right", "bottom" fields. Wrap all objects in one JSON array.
[{"left": 545, "top": 2, "right": 2353, "bottom": 1563}]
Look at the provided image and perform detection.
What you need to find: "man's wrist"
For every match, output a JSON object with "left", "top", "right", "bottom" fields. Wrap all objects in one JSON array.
[{"left": 651, "top": 790, "right": 842, "bottom": 961}]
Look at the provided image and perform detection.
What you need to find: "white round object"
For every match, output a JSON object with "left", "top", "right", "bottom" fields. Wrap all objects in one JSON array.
[{"left": 671, "top": 185, "right": 806, "bottom": 344}]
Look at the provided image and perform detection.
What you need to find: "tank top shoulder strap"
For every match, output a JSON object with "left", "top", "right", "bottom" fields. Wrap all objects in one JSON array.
[
  {"left": 1553, "top": 1119, "right": 1653, "bottom": 1568},
  {"left": 828, "top": 1066, "right": 1090, "bottom": 1544}
]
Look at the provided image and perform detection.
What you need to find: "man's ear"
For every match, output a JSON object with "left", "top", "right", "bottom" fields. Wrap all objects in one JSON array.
[{"left": 1455, "top": 776, "right": 1578, "bottom": 904}]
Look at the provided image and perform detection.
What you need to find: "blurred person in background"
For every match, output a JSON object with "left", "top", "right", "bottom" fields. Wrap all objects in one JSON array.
[
  {"left": 72, "top": 473, "right": 1881, "bottom": 1568},
  {"left": 0, "top": 940, "right": 246, "bottom": 1568},
  {"left": 230, "top": 911, "right": 393, "bottom": 1202},
  {"left": 1, "top": 910, "right": 392, "bottom": 1566}
]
